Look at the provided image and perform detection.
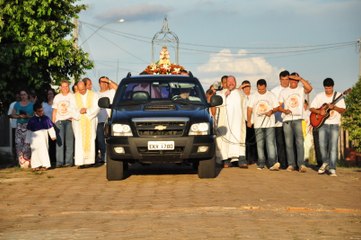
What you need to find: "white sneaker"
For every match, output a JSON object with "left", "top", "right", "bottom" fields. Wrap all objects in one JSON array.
[
  {"left": 318, "top": 163, "right": 329, "bottom": 174},
  {"left": 270, "top": 162, "right": 280, "bottom": 171},
  {"left": 329, "top": 169, "right": 337, "bottom": 177}
]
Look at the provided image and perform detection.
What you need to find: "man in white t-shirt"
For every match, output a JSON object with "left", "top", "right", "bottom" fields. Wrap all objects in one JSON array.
[
  {"left": 310, "top": 78, "right": 346, "bottom": 177},
  {"left": 52, "top": 80, "right": 75, "bottom": 167},
  {"left": 96, "top": 76, "right": 117, "bottom": 164},
  {"left": 271, "top": 70, "right": 290, "bottom": 169},
  {"left": 247, "top": 79, "right": 279, "bottom": 170},
  {"left": 279, "top": 72, "right": 313, "bottom": 173}
]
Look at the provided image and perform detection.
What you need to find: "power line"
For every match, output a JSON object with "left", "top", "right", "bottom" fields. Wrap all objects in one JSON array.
[{"left": 79, "top": 21, "right": 357, "bottom": 55}]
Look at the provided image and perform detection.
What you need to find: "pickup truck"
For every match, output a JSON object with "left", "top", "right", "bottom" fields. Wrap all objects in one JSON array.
[{"left": 98, "top": 73, "right": 222, "bottom": 180}]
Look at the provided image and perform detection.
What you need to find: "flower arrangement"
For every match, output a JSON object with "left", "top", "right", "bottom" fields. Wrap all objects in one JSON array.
[
  {"left": 143, "top": 63, "right": 186, "bottom": 75},
  {"left": 142, "top": 46, "right": 187, "bottom": 75}
]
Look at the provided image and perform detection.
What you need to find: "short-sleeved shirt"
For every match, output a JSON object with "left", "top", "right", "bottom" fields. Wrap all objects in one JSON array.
[
  {"left": 271, "top": 85, "right": 287, "bottom": 127},
  {"left": 14, "top": 101, "right": 34, "bottom": 124},
  {"left": 248, "top": 91, "right": 278, "bottom": 128},
  {"left": 42, "top": 102, "right": 53, "bottom": 120},
  {"left": 53, "top": 93, "right": 75, "bottom": 122},
  {"left": 97, "top": 89, "right": 116, "bottom": 123},
  {"left": 279, "top": 86, "right": 305, "bottom": 122},
  {"left": 310, "top": 91, "right": 346, "bottom": 125}
]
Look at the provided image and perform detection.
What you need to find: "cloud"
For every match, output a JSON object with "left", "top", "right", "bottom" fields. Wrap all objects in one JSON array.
[
  {"left": 96, "top": 4, "right": 173, "bottom": 22},
  {"left": 196, "top": 49, "right": 281, "bottom": 88}
]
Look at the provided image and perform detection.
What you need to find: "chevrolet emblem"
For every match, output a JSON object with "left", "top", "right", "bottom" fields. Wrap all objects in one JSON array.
[{"left": 154, "top": 125, "right": 167, "bottom": 131}]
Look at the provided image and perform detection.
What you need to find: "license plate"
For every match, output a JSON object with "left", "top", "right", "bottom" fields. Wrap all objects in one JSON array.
[{"left": 148, "top": 141, "right": 175, "bottom": 150}]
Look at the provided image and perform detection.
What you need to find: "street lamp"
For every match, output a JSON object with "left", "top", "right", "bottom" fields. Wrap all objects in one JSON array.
[{"left": 80, "top": 18, "right": 125, "bottom": 47}]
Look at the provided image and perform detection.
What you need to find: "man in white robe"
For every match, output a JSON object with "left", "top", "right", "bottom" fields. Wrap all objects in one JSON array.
[
  {"left": 72, "top": 80, "right": 100, "bottom": 168},
  {"left": 215, "top": 75, "right": 247, "bottom": 168}
]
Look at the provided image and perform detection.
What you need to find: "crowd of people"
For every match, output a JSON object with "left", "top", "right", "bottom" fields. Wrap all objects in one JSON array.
[
  {"left": 7, "top": 70, "right": 346, "bottom": 177},
  {"left": 8, "top": 76, "right": 118, "bottom": 171},
  {"left": 207, "top": 71, "right": 346, "bottom": 176}
]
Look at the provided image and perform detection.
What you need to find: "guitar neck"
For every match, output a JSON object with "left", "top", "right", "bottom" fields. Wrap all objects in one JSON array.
[{"left": 331, "top": 93, "right": 341, "bottom": 105}]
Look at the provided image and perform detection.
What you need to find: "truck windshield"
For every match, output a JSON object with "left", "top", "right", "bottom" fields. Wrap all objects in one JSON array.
[{"left": 119, "top": 81, "right": 206, "bottom": 104}]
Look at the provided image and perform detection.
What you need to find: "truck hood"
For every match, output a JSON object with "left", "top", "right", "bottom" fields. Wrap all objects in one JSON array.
[{"left": 111, "top": 103, "right": 210, "bottom": 122}]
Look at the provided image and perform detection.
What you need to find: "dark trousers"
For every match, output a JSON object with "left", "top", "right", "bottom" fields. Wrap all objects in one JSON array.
[
  {"left": 312, "top": 128, "right": 322, "bottom": 167},
  {"left": 245, "top": 122, "right": 258, "bottom": 164},
  {"left": 48, "top": 137, "right": 56, "bottom": 166},
  {"left": 275, "top": 126, "right": 288, "bottom": 169},
  {"left": 95, "top": 122, "right": 106, "bottom": 163}
]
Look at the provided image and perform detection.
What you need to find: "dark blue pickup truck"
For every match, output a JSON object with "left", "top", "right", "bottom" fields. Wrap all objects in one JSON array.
[{"left": 98, "top": 73, "right": 222, "bottom": 180}]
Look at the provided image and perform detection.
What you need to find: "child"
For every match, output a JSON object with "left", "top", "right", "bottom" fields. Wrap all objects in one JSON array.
[{"left": 26, "top": 102, "right": 56, "bottom": 171}]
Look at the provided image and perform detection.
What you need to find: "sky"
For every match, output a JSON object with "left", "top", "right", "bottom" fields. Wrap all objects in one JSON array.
[{"left": 78, "top": 0, "right": 361, "bottom": 96}]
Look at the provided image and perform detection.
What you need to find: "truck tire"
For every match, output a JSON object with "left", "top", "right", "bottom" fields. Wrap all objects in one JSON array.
[
  {"left": 198, "top": 155, "right": 216, "bottom": 178},
  {"left": 106, "top": 153, "right": 126, "bottom": 181}
]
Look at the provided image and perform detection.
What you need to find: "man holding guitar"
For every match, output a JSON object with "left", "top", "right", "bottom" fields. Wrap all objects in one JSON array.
[{"left": 310, "top": 78, "right": 347, "bottom": 177}]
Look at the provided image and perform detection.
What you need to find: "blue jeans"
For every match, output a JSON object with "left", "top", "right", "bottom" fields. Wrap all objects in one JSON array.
[
  {"left": 255, "top": 127, "right": 277, "bottom": 168},
  {"left": 318, "top": 124, "right": 339, "bottom": 170},
  {"left": 55, "top": 120, "right": 74, "bottom": 166},
  {"left": 96, "top": 122, "right": 106, "bottom": 162},
  {"left": 283, "top": 119, "right": 304, "bottom": 168}
]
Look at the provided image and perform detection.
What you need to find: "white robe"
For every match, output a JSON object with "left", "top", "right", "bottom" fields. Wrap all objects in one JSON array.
[
  {"left": 215, "top": 89, "right": 246, "bottom": 161},
  {"left": 26, "top": 127, "right": 56, "bottom": 169},
  {"left": 72, "top": 91, "right": 99, "bottom": 166}
]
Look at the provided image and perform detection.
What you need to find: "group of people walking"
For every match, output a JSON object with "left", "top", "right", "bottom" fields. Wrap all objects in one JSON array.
[
  {"left": 7, "top": 70, "right": 346, "bottom": 177},
  {"left": 209, "top": 70, "right": 346, "bottom": 176},
  {"left": 8, "top": 76, "right": 117, "bottom": 171}
]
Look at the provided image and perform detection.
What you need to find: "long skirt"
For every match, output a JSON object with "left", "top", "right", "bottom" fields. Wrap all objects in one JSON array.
[{"left": 15, "top": 123, "right": 31, "bottom": 168}]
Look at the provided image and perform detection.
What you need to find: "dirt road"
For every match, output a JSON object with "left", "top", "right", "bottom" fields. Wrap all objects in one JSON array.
[{"left": 0, "top": 164, "right": 360, "bottom": 239}]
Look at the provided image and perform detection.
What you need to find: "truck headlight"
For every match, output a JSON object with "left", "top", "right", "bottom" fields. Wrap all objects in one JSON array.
[
  {"left": 112, "top": 124, "right": 133, "bottom": 136},
  {"left": 189, "top": 122, "right": 209, "bottom": 136}
]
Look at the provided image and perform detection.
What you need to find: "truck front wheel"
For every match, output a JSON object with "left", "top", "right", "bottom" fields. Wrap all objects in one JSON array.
[
  {"left": 106, "top": 151, "right": 127, "bottom": 181},
  {"left": 198, "top": 155, "right": 216, "bottom": 178}
]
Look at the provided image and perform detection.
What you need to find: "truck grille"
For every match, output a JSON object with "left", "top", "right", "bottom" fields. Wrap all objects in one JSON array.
[{"left": 132, "top": 118, "right": 189, "bottom": 137}]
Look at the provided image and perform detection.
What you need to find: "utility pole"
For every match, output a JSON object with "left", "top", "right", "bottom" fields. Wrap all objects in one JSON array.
[{"left": 357, "top": 38, "right": 361, "bottom": 78}]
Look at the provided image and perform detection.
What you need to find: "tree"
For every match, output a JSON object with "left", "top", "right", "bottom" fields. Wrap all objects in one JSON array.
[
  {"left": 0, "top": 0, "right": 93, "bottom": 106},
  {"left": 342, "top": 76, "right": 361, "bottom": 152}
]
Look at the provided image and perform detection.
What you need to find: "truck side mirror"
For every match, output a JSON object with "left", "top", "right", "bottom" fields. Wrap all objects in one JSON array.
[
  {"left": 209, "top": 95, "right": 223, "bottom": 107},
  {"left": 98, "top": 97, "right": 111, "bottom": 108}
]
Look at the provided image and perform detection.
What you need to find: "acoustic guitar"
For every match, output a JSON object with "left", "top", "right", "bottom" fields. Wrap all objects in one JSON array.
[{"left": 310, "top": 88, "right": 351, "bottom": 128}]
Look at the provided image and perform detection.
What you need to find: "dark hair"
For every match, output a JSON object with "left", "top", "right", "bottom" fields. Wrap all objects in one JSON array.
[
  {"left": 206, "top": 88, "right": 214, "bottom": 96},
  {"left": 71, "top": 84, "right": 77, "bottom": 93},
  {"left": 241, "top": 80, "right": 250, "bottom": 85},
  {"left": 33, "top": 102, "right": 43, "bottom": 112},
  {"left": 99, "top": 76, "right": 109, "bottom": 83},
  {"left": 257, "top": 79, "right": 267, "bottom": 87},
  {"left": 82, "top": 77, "right": 91, "bottom": 85},
  {"left": 323, "top": 78, "right": 334, "bottom": 87},
  {"left": 45, "top": 88, "right": 56, "bottom": 102},
  {"left": 19, "top": 89, "right": 29, "bottom": 95},
  {"left": 279, "top": 70, "right": 290, "bottom": 78},
  {"left": 290, "top": 72, "right": 299, "bottom": 77},
  {"left": 221, "top": 75, "right": 228, "bottom": 83}
]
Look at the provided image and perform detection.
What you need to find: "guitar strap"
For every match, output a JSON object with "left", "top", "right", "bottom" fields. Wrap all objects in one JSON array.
[{"left": 332, "top": 91, "right": 337, "bottom": 102}]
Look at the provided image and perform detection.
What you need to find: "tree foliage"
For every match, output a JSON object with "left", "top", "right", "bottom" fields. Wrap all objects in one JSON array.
[
  {"left": 0, "top": 0, "right": 93, "bottom": 106},
  {"left": 342, "top": 76, "right": 361, "bottom": 152}
]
